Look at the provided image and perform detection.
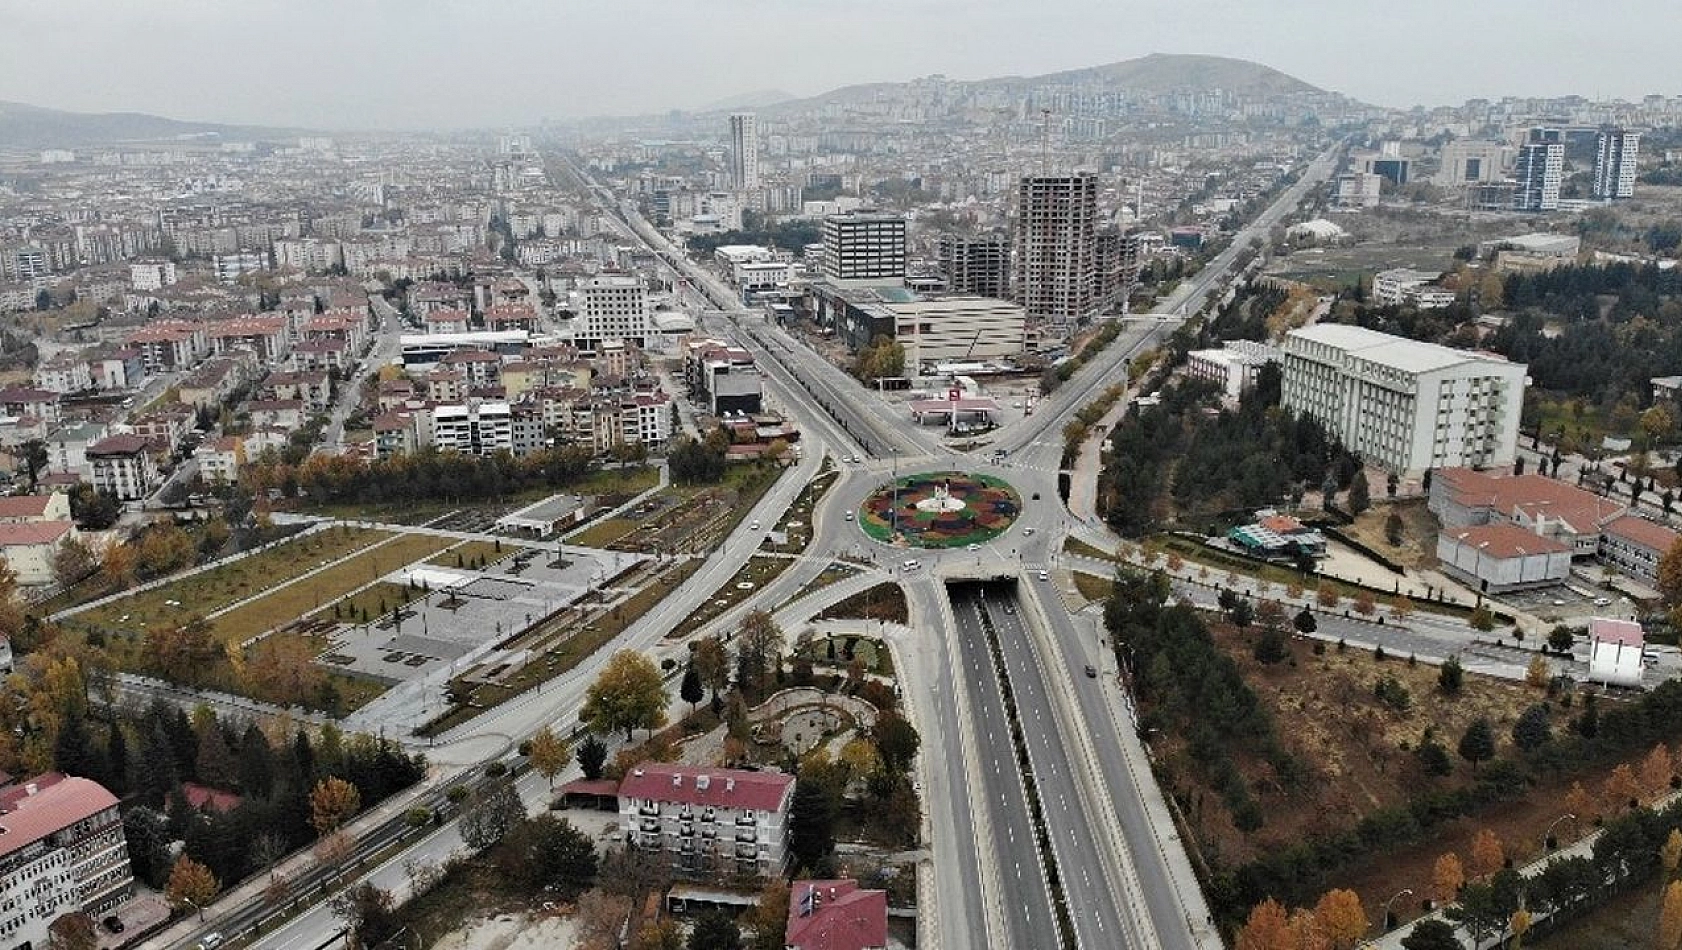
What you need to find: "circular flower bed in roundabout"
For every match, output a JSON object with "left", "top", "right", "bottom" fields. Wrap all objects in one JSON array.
[{"left": 857, "top": 471, "right": 1022, "bottom": 548}]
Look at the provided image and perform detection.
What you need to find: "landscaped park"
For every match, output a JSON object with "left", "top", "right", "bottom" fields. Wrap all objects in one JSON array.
[{"left": 858, "top": 471, "right": 1021, "bottom": 548}]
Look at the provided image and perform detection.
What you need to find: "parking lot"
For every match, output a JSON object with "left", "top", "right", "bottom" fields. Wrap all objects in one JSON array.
[{"left": 1503, "top": 582, "right": 1632, "bottom": 623}]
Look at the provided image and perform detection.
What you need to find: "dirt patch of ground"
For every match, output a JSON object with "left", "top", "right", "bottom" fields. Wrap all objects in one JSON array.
[
  {"left": 1168, "top": 626, "right": 1548, "bottom": 919},
  {"left": 1173, "top": 620, "right": 1677, "bottom": 930},
  {"left": 433, "top": 911, "right": 578, "bottom": 950},
  {"left": 1344, "top": 499, "right": 1442, "bottom": 571}
]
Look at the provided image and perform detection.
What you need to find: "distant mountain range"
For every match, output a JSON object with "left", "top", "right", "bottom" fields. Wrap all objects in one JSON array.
[
  {"left": 0, "top": 100, "right": 298, "bottom": 149},
  {"left": 741, "top": 53, "right": 1329, "bottom": 118},
  {"left": 691, "top": 89, "right": 799, "bottom": 113}
]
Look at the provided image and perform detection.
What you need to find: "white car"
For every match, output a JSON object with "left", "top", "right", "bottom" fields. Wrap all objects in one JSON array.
[
  {"left": 967, "top": 543, "right": 980, "bottom": 552},
  {"left": 197, "top": 935, "right": 225, "bottom": 950},
  {"left": 1594, "top": 597, "right": 1612, "bottom": 607},
  {"left": 1038, "top": 570, "right": 1050, "bottom": 581},
  {"left": 750, "top": 521, "right": 760, "bottom": 530},
  {"left": 902, "top": 560, "right": 921, "bottom": 571}
]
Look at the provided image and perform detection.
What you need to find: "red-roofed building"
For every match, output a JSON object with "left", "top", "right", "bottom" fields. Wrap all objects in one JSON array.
[
  {"left": 1599, "top": 515, "right": 1681, "bottom": 587},
  {"left": 1429, "top": 467, "right": 1626, "bottom": 557},
  {"left": 0, "top": 773, "right": 133, "bottom": 949},
  {"left": 1590, "top": 617, "right": 1646, "bottom": 687},
  {"left": 785, "top": 879, "right": 888, "bottom": 950},
  {"left": 0, "top": 520, "right": 75, "bottom": 585},
  {"left": 1436, "top": 522, "right": 1573, "bottom": 593},
  {"left": 0, "top": 491, "right": 70, "bottom": 524},
  {"left": 181, "top": 782, "right": 243, "bottom": 814},
  {"left": 618, "top": 763, "right": 793, "bottom": 878}
]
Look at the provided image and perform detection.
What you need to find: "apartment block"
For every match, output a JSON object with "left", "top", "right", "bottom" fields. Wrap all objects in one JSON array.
[
  {"left": 618, "top": 763, "right": 794, "bottom": 879},
  {"left": 1593, "top": 128, "right": 1641, "bottom": 201},
  {"left": 936, "top": 232, "right": 1011, "bottom": 299},
  {"left": 430, "top": 400, "right": 513, "bottom": 456},
  {"left": 573, "top": 276, "right": 651, "bottom": 350},
  {"left": 0, "top": 774, "right": 133, "bottom": 950},
  {"left": 1012, "top": 173, "right": 1099, "bottom": 327},
  {"left": 1513, "top": 129, "right": 1565, "bottom": 212},
  {"left": 1279, "top": 324, "right": 1527, "bottom": 475}
]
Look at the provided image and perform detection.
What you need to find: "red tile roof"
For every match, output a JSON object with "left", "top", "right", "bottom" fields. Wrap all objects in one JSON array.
[
  {"left": 0, "top": 521, "right": 72, "bottom": 547},
  {"left": 0, "top": 773, "right": 120, "bottom": 858},
  {"left": 1444, "top": 523, "right": 1571, "bottom": 559},
  {"left": 1591, "top": 617, "right": 1644, "bottom": 648},
  {"left": 182, "top": 782, "right": 242, "bottom": 814},
  {"left": 86, "top": 434, "right": 152, "bottom": 456},
  {"left": 785, "top": 880, "right": 888, "bottom": 950},
  {"left": 1601, "top": 515, "right": 1680, "bottom": 554},
  {"left": 0, "top": 495, "right": 55, "bottom": 519},
  {"left": 617, "top": 763, "right": 793, "bottom": 813},
  {"left": 1436, "top": 468, "right": 1625, "bottom": 535}
]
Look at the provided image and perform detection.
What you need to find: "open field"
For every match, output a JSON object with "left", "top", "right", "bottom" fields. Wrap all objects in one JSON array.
[
  {"left": 1073, "top": 572, "right": 1115, "bottom": 603},
  {"left": 565, "top": 517, "right": 636, "bottom": 548},
  {"left": 204, "top": 533, "right": 454, "bottom": 642},
  {"left": 73, "top": 527, "right": 390, "bottom": 633}
]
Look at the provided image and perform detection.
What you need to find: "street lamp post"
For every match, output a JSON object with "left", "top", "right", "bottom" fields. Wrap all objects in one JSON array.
[
  {"left": 1544, "top": 812, "right": 1577, "bottom": 851},
  {"left": 1379, "top": 887, "right": 1414, "bottom": 932}
]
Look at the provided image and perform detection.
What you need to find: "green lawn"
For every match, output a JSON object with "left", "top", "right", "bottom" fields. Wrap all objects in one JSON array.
[
  {"left": 75, "top": 527, "right": 392, "bottom": 634},
  {"left": 205, "top": 533, "right": 454, "bottom": 642},
  {"left": 566, "top": 517, "right": 637, "bottom": 548},
  {"left": 426, "top": 540, "right": 512, "bottom": 570}
]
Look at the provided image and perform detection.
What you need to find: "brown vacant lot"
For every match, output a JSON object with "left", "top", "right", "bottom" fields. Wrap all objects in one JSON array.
[{"left": 1172, "top": 622, "right": 1659, "bottom": 929}]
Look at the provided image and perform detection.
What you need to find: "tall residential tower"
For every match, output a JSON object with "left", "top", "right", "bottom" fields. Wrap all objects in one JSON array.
[
  {"left": 1512, "top": 128, "right": 1564, "bottom": 212},
  {"left": 729, "top": 113, "right": 760, "bottom": 191},
  {"left": 1012, "top": 173, "right": 1100, "bottom": 327},
  {"left": 1593, "top": 128, "right": 1641, "bottom": 200}
]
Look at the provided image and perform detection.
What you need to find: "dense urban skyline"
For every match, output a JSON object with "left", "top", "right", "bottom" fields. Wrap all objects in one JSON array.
[{"left": 5, "top": 0, "right": 1682, "bottom": 129}]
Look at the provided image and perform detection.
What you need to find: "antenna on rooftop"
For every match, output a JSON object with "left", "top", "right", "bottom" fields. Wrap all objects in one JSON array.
[{"left": 1040, "top": 108, "right": 1053, "bottom": 176}]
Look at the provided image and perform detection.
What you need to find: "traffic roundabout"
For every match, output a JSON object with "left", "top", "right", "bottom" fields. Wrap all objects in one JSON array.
[{"left": 857, "top": 470, "right": 1022, "bottom": 548}]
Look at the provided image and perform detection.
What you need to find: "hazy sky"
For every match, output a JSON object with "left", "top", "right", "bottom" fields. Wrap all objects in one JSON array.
[{"left": 4, "top": 0, "right": 1679, "bottom": 129}]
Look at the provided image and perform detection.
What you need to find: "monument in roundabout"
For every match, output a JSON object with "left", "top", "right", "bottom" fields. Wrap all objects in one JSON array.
[{"left": 857, "top": 471, "right": 1022, "bottom": 548}]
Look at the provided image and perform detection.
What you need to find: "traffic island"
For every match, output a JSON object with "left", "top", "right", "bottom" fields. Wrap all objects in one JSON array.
[{"left": 858, "top": 471, "right": 1022, "bottom": 548}]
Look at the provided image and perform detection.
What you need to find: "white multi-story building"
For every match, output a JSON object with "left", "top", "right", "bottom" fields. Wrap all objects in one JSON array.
[
  {"left": 729, "top": 113, "right": 760, "bottom": 191},
  {"left": 1333, "top": 172, "right": 1383, "bottom": 208},
  {"left": 0, "top": 773, "right": 133, "bottom": 950},
  {"left": 430, "top": 401, "right": 513, "bottom": 456},
  {"left": 212, "top": 250, "right": 268, "bottom": 283},
  {"left": 1513, "top": 129, "right": 1565, "bottom": 212},
  {"left": 886, "top": 296, "right": 1026, "bottom": 369},
  {"left": 1593, "top": 128, "right": 1641, "bottom": 201},
  {"left": 86, "top": 434, "right": 159, "bottom": 501},
  {"left": 128, "top": 261, "right": 177, "bottom": 292},
  {"left": 1279, "top": 324, "right": 1528, "bottom": 475},
  {"left": 822, "top": 211, "right": 907, "bottom": 286},
  {"left": 1184, "top": 340, "right": 1283, "bottom": 400},
  {"left": 1372, "top": 268, "right": 1455, "bottom": 309},
  {"left": 618, "top": 763, "right": 794, "bottom": 878},
  {"left": 573, "top": 276, "right": 651, "bottom": 349}
]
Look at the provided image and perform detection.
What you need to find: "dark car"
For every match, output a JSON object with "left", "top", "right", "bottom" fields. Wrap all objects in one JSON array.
[
  {"left": 1084, "top": 665, "right": 1098, "bottom": 678},
  {"left": 103, "top": 916, "right": 125, "bottom": 934}
]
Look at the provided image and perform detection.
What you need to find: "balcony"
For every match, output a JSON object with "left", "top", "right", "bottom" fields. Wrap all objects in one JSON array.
[
  {"left": 735, "top": 830, "right": 757, "bottom": 843},
  {"left": 639, "top": 803, "right": 660, "bottom": 817}
]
